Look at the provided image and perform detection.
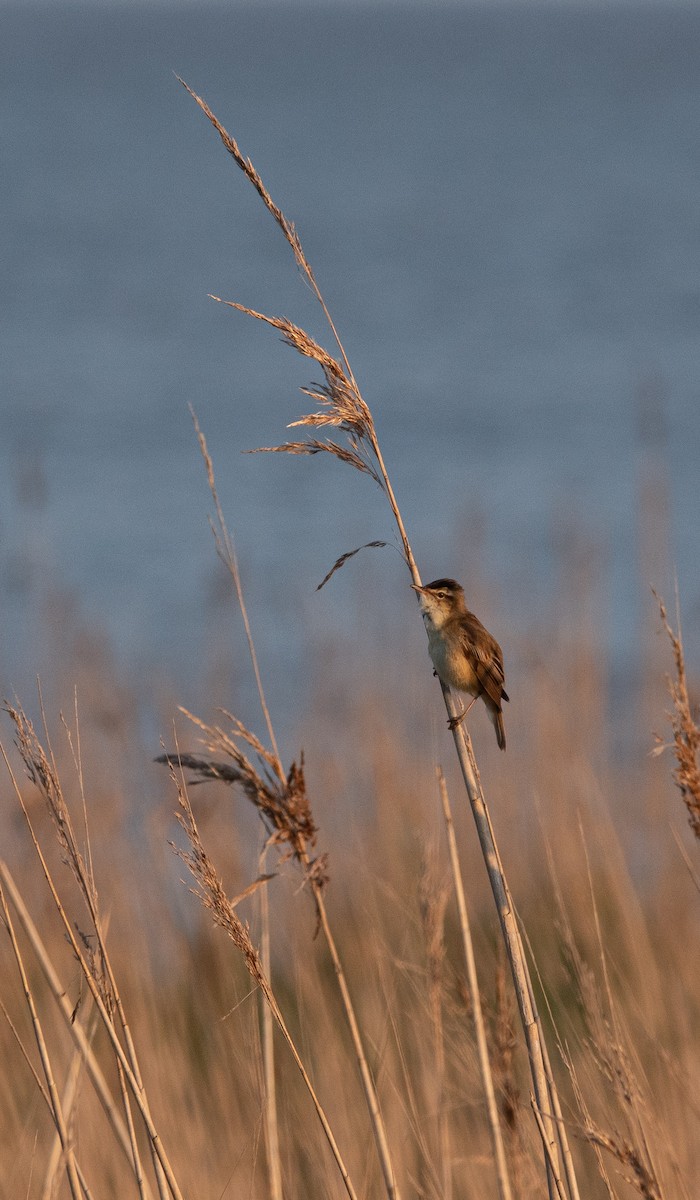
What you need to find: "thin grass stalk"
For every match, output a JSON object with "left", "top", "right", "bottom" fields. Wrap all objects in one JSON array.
[
  {"left": 0, "top": 881, "right": 83, "bottom": 1200},
  {"left": 5, "top": 700, "right": 172, "bottom": 1200},
  {"left": 260, "top": 951, "right": 359, "bottom": 1200},
  {"left": 61, "top": 700, "right": 163, "bottom": 1200},
  {"left": 259, "top": 846, "right": 284, "bottom": 1200},
  {"left": 41, "top": 1004, "right": 98, "bottom": 1200},
  {"left": 115, "top": 1059, "right": 150, "bottom": 1200},
  {"left": 437, "top": 769, "right": 513, "bottom": 1200},
  {"left": 418, "top": 853, "right": 451, "bottom": 1200},
  {"left": 191, "top": 408, "right": 281, "bottom": 765},
  {"left": 0, "top": 780, "right": 185, "bottom": 1200},
  {"left": 525, "top": 970, "right": 581, "bottom": 1200},
  {"left": 0, "top": 1002, "right": 97, "bottom": 1200},
  {"left": 452, "top": 719, "right": 564, "bottom": 1200},
  {"left": 191, "top": 416, "right": 402, "bottom": 1200},
  {"left": 37, "top": 694, "right": 171, "bottom": 1200},
  {"left": 492, "top": 820, "right": 582, "bottom": 1200},
  {"left": 0, "top": 861, "right": 156, "bottom": 1200},
  {"left": 261, "top": 964, "right": 359, "bottom": 1200},
  {"left": 530, "top": 1099, "right": 568, "bottom": 1200},
  {"left": 309, "top": 877, "right": 400, "bottom": 1200},
  {"left": 580, "top": 823, "right": 665, "bottom": 1197},
  {"left": 30, "top": 862, "right": 182, "bottom": 1200}
]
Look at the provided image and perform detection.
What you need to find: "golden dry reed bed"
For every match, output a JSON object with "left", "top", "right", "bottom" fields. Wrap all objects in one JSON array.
[{"left": 1, "top": 86, "right": 699, "bottom": 1200}]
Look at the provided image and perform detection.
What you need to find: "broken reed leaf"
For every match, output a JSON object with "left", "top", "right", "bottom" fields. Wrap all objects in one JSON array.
[
  {"left": 248, "top": 440, "right": 380, "bottom": 480},
  {"left": 317, "top": 541, "right": 390, "bottom": 591},
  {"left": 229, "top": 874, "right": 277, "bottom": 909},
  {"left": 156, "top": 751, "right": 244, "bottom": 786},
  {"left": 178, "top": 77, "right": 312, "bottom": 279}
]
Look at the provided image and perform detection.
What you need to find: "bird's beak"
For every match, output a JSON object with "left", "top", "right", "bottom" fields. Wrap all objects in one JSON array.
[{"left": 411, "top": 583, "right": 425, "bottom": 594}]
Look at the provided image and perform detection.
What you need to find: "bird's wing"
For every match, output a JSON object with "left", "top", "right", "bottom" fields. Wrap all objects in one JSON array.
[{"left": 461, "top": 614, "right": 507, "bottom": 708}]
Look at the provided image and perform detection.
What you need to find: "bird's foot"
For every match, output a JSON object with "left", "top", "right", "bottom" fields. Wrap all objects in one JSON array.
[{"left": 447, "top": 695, "right": 478, "bottom": 731}]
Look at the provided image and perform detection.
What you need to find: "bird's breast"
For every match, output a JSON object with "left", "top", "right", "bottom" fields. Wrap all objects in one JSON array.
[{"left": 426, "top": 626, "right": 480, "bottom": 695}]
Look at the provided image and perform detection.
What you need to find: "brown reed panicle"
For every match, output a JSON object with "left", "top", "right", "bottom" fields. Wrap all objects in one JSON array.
[
  {"left": 157, "top": 709, "right": 328, "bottom": 892},
  {"left": 179, "top": 77, "right": 384, "bottom": 492},
  {"left": 5, "top": 701, "right": 110, "bottom": 1004},
  {"left": 180, "top": 77, "right": 416, "bottom": 576},
  {"left": 6, "top": 702, "right": 95, "bottom": 905},
  {"left": 653, "top": 593, "right": 700, "bottom": 839}
]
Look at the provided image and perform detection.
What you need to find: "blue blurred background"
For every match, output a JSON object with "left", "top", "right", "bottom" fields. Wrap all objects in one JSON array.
[{"left": 2, "top": 1, "right": 699, "bottom": 729}]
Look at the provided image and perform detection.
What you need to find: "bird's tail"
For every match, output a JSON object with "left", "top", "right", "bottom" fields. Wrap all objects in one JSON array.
[{"left": 489, "top": 704, "right": 506, "bottom": 751}]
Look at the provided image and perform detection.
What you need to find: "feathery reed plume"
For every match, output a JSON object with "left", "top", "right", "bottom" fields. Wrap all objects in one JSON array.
[
  {"left": 181, "top": 79, "right": 580, "bottom": 1199},
  {"left": 653, "top": 592, "right": 700, "bottom": 838}
]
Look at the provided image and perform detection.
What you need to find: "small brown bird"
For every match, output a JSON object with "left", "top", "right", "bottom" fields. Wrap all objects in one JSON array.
[{"left": 412, "top": 578, "right": 509, "bottom": 750}]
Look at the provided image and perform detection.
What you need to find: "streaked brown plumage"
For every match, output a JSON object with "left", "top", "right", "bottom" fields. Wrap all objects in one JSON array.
[{"left": 412, "top": 578, "right": 509, "bottom": 750}]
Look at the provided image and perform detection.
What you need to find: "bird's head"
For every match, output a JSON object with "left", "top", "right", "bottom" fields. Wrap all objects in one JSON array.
[{"left": 411, "top": 578, "right": 466, "bottom": 628}]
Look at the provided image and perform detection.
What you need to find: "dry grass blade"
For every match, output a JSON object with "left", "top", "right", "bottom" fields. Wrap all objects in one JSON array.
[
  {"left": 317, "top": 541, "right": 389, "bottom": 591},
  {"left": 653, "top": 592, "right": 700, "bottom": 838}
]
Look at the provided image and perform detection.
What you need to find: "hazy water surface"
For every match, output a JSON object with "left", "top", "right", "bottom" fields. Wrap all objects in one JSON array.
[{"left": 2, "top": 2, "right": 699, "bottom": 721}]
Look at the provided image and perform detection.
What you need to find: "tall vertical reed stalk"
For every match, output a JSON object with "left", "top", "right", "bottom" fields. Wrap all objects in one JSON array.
[
  {"left": 178, "top": 78, "right": 582, "bottom": 1200},
  {"left": 437, "top": 769, "right": 513, "bottom": 1200}
]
